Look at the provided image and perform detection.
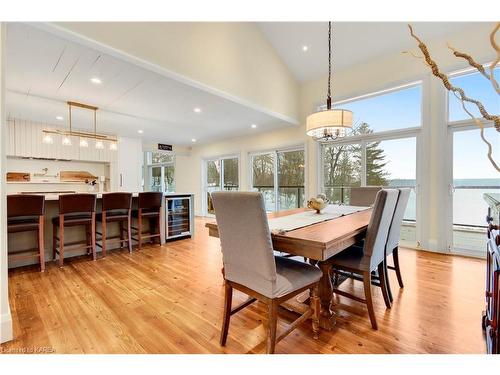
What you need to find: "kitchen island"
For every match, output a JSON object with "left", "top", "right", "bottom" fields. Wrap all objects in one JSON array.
[{"left": 7, "top": 192, "right": 194, "bottom": 268}]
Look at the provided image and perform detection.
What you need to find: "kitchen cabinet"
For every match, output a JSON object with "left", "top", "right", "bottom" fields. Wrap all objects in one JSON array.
[{"left": 110, "top": 136, "right": 143, "bottom": 192}]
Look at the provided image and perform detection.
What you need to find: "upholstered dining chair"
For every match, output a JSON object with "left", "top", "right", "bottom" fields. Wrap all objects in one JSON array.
[
  {"left": 329, "top": 189, "right": 399, "bottom": 330},
  {"left": 349, "top": 186, "right": 382, "bottom": 207},
  {"left": 384, "top": 188, "right": 411, "bottom": 303},
  {"left": 211, "top": 191, "right": 323, "bottom": 354}
]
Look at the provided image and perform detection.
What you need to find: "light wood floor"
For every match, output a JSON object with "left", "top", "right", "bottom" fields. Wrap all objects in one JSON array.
[{"left": 1, "top": 218, "right": 487, "bottom": 354}]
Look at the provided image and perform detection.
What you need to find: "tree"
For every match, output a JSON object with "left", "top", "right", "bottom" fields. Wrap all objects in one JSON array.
[{"left": 322, "top": 122, "right": 389, "bottom": 203}]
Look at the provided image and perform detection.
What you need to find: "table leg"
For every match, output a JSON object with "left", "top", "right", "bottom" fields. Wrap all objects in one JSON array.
[{"left": 318, "top": 261, "right": 336, "bottom": 330}]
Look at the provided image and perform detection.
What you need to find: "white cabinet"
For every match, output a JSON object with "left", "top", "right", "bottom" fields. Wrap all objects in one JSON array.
[{"left": 110, "top": 136, "right": 143, "bottom": 192}]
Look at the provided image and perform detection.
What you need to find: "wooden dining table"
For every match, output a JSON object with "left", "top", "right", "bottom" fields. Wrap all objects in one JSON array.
[{"left": 205, "top": 207, "right": 372, "bottom": 330}]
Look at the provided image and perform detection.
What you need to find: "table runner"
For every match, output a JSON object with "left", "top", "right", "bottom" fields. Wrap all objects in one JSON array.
[{"left": 268, "top": 204, "right": 369, "bottom": 233}]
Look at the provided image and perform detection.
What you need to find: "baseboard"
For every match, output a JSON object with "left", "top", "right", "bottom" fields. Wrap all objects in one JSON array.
[{"left": 0, "top": 311, "right": 13, "bottom": 343}]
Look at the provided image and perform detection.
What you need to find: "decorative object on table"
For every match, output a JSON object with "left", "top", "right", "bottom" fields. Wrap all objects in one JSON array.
[
  {"left": 307, "top": 193, "right": 329, "bottom": 214},
  {"left": 59, "top": 170, "right": 98, "bottom": 183},
  {"left": 6, "top": 172, "right": 30, "bottom": 182},
  {"left": 306, "top": 21, "right": 353, "bottom": 141},
  {"left": 406, "top": 22, "right": 500, "bottom": 172},
  {"left": 41, "top": 101, "right": 118, "bottom": 151}
]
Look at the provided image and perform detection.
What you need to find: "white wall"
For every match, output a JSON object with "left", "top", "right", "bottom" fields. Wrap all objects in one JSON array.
[
  {"left": 0, "top": 22, "right": 13, "bottom": 344},
  {"left": 176, "top": 23, "right": 498, "bottom": 254},
  {"left": 52, "top": 22, "right": 299, "bottom": 123}
]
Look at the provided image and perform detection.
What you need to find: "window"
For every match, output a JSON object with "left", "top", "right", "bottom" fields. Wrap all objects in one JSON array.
[
  {"left": 335, "top": 84, "right": 422, "bottom": 133},
  {"left": 448, "top": 67, "right": 500, "bottom": 254},
  {"left": 204, "top": 156, "right": 239, "bottom": 215},
  {"left": 145, "top": 151, "right": 175, "bottom": 192},
  {"left": 320, "top": 83, "right": 421, "bottom": 246},
  {"left": 251, "top": 147, "right": 305, "bottom": 212},
  {"left": 448, "top": 68, "right": 499, "bottom": 122}
]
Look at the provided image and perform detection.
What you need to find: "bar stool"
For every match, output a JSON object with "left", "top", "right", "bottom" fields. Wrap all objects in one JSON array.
[
  {"left": 7, "top": 194, "right": 46, "bottom": 272},
  {"left": 52, "top": 194, "right": 97, "bottom": 267},
  {"left": 131, "top": 192, "right": 163, "bottom": 250},
  {"left": 96, "top": 192, "right": 133, "bottom": 256}
]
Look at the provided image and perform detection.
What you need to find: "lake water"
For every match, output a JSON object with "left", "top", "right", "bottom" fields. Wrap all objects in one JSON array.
[{"left": 389, "top": 178, "right": 500, "bottom": 227}]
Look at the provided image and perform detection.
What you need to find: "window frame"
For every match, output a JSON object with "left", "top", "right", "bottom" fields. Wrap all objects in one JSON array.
[
  {"left": 144, "top": 150, "right": 176, "bottom": 193},
  {"left": 248, "top": 144, "right": 307, "bottom": 212},
  {"left": 317, "top": 81, "right": 423, "bottom": 247},
  {"left": 201, "top": 153, "right": 241, "bottom": 216},
  {"left": 444, "top": 64, "right": 499, "bottom": 256}
]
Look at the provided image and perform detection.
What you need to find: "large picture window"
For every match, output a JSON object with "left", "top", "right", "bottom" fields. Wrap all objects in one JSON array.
[
  {"left": 320, "top": 83, "right": 421, "bottom": 246},
  {"left": 251, "top": 147, "right": 305, "bottom": 212},
  {"left": 448, "top": 67, "right": 500, "bottom": 255},
  {"left": 145, "top": 151, "right": 175, "bottom": 193}
]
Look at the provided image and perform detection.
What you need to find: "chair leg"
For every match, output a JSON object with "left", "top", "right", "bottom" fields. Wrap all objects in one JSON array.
[
  {"left": 362, "top": 271, "right": 377, "bottom": 330},
  {"left": 138, "top": 215, "right": 142, "bottom": 250},
  {"left": 58, "top": 221, "right": 64, "bottom": 268},
  {"left": 393, "top": 247, "right": 404, "bottom": 288},
  {"left": 266, "top": 300, "right": 278, "bottom": 354},
  {"left": 220, "top": 282, "right": 233, "bottom": 346},
  {"left": 85, "top": 224, "right": 91, "bottom": 255},
  {"left": 91, "top": 214, "right": 97, "bottom": 261},
  {"left": 119, "top": 221, "right": 124, "bottom": 248},
  {"left": 385, "top": 257, "right": 394, "bottom": 303},
  {"left": 127, "top": 215, "right": 132, "bottom": 253},
  {"left": 378, "top": 262, "right": 391, "bottom": 309},
  {"left": 310, "top": 284, "right": 320, "bottom": 339},
  {"left": 157, "top": 215, "right": 162, "bottom": 245},
  {"left": 101, "top": 216, "right": 107, "bottom": 258},
  {"left": 38, "top": 217, "right": 45, "bottom": 273},
  {"left": 52, "top": 224, "right": 57, "bottom": 261}
]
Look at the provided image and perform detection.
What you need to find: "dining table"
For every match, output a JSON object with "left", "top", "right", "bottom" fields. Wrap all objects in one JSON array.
[{"left": 205, "top": 205, "right": 372, "bottom": 330}]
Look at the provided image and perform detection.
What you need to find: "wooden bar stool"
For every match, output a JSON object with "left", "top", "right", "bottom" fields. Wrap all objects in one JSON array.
[
  {"left": 131, "top": 192, "right": 163, "bottom": 250},
  {"left": 96, "top": 192, "right": 133, "bottom": 256},
  {"left": 7, "top": 194, "right": 46, "bottom": 272},
  {"left": 52, "top": 194, "right": 97, "bottom": 267}
]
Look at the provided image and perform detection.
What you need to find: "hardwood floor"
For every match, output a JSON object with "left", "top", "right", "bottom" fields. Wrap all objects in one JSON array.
[{"left": 1, "top": 217, "right": 487, "bottom": 354}]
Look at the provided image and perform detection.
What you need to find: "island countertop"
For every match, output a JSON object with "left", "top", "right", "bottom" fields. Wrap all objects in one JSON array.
[{"left": 7, "top": 191, "right": 194, "bottom": 201}]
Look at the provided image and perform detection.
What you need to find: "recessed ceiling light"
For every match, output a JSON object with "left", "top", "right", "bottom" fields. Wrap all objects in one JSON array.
[
  {"left": 193, "top": 107, "right": 202, "bottom": 113},
  {"left": 251, "top": 124, "right": 257, "bottom": 129},
  {"left": 191, "top": 138, "right": 197, "bottom": 143},
  {"left": 138, "top": 130, "right": 144, "bottom": 134},
  {"left": 302, "top": 45, "right": 309, "bottom": 52},
  {"left": 90, "top": 77, "right": 102, "bottom": 84},
  {"left": 56, "top": 116, "right": 64, "bottom": 121}
]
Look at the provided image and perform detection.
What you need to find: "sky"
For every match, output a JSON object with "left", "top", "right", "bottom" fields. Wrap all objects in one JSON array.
[{"left": 340, "top": 72, "right": 499, "bottom": 180}]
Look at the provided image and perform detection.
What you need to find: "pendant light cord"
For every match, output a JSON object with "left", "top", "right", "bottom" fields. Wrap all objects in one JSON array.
[{"left": 327, "top": 21, "right": 332, "bottom": 110}]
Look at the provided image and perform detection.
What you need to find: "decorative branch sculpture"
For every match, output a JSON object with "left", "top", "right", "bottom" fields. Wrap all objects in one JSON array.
[{"left": 407, "top": 23, "right": 500, "bottom": 173}]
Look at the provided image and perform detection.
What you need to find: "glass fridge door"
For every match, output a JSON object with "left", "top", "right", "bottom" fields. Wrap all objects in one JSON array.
[{"left": 167, "top": 198, "right": 191, "bottom": 238}]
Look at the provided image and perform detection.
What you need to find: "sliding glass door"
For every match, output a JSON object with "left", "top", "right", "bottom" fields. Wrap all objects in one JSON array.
[
  {"left": 251, "top": 147, "right": 305, "bottom": 212},
  {"left": 204, "top": 156, "right": 239, "bottom": 215}
]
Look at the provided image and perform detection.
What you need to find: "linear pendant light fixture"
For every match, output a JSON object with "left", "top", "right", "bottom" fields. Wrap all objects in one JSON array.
[
  {"left": 42, "top": 101, "right": 118, "bottom": 150},
  {"left": 306, "top": 22, "right": 353, "bottom": 141}
]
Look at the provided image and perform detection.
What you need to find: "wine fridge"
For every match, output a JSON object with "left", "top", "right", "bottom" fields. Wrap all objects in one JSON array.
[{"left": 165, "top": 195, "right": 193, "bottom": 240}]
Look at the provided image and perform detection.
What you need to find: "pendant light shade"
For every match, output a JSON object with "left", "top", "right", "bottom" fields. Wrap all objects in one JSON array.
[
  {"left": 306, "top": 108, "right": 353, "bottom": 140},
  {"left": 307, "top": 22, "right": 353, "bottom": 142}
]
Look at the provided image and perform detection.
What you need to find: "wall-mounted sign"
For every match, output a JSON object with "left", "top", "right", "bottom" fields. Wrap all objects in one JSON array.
[{"left": 158, "top": 143, "right": 173, "bottom": 151}]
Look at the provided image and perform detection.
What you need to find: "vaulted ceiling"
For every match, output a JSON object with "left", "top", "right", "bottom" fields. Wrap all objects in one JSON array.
[{"left": 258, "top": 22, "right": 491, "bottom": 82}]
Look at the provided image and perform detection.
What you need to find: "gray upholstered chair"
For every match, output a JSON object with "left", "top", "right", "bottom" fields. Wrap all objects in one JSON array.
[
  {"left": 329, "top": 189, "right": 399, "bottom": 330},
  {"left": 384, "top": 188, "right": 411, "bottom": 303},
  {"left": 349, "top": 186, "right": 382, "bottom": 206},
  {"left": 211, "top": 191, "right": 322, "bottom": 354}
]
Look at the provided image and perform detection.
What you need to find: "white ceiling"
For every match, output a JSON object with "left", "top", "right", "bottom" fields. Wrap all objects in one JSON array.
[
  {"left": 258, "top": 22, "right": 490, "bottom": 82},
  {"left": 5, "top": 23, "right": 294, "bottom": 146}
]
